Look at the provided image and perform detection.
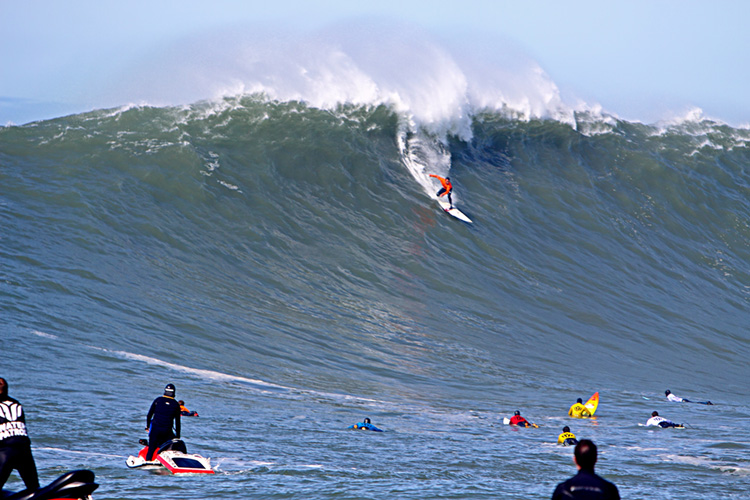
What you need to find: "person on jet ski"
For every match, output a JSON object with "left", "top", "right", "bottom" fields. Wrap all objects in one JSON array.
[
  {"left": 0, "top": 377, "right": 39, "bottom": 495},
  {"left": 145, "top": 383, "right": 181, "bottom": 460}
]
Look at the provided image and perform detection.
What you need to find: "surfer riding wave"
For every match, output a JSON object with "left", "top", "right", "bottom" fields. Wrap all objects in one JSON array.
[{"left": 429, "top": 174, "right": 453, "bottom": 209}]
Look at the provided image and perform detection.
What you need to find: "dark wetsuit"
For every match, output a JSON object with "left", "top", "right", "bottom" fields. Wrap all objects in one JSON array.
[
  {"left": 551, "top": 470, "right": 620, "bottom": 500},
  {"left": 0, "top": 396, "right": 39, "bottom": 493},
  {"left": 145, "top": 396, "right": 181, "bottom": 460},
  {"left": 437, "top": 186, "right": 453, "bottom": 207}
]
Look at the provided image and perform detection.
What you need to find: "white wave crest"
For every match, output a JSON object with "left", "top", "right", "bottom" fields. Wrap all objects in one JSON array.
[{"left": 103, "top": 21, "right": 579, "bottom": 142}]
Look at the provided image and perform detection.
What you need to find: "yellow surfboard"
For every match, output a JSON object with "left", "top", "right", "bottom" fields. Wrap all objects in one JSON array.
[{"left": 583, "top": 392, "right": 599, "bottom": 417}]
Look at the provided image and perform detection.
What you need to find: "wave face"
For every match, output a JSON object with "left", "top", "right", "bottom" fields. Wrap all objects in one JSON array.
[{"left": 2, "top": 100, "right": 750, "bottom": 498}]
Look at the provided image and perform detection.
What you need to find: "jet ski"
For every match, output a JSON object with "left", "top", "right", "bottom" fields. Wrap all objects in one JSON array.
[
  {"left": 126, "top": 438, "right": 214, "bottom": 474},
  {"left": 0, "top": 469, "right": 98, "bottom": 500}
]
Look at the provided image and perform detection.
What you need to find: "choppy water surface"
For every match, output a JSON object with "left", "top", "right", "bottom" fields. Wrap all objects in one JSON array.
[{"left": 2, "top": 99, "right": 749, "bottom": 498}]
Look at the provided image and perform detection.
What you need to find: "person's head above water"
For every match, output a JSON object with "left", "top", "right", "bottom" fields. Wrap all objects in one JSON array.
[
  {"left": 652, "top": 411, "right": 659, "bottom": 417},
  {"left": 563, "top": 426, "right": 570, "bottom": 433},
  {"left": 164, "top": 383, "right": 175, "bottom": 397},
  {"left": 514, "top": 410, "right": 520, "bottom": 416},
  {"left": 364, "top": 418, "right": 371, "bottom": 424},
  {"left": 574, "top": 439, "right": 598, "bottom": 471},
  {"left": 577, "top": 398, "right": 583, "bottom": 404}
]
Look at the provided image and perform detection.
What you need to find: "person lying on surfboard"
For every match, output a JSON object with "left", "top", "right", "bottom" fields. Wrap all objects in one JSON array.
[
  {"left": 665, "top": 389, "right": 712, "bottom": 405},
  {"left": 429, "top": 174, "right": 453, "bottom": 209},
  {"left": 347, "top": 417, "right": 383, "bottom": 432},
  {"left": 568, "top": 398, "right": 592, "bottom": 418},
  {"left": 558, "top": 426, "right": 578, "bottom": 446},
  {"left": 665, "top": 390, "right": 690, "bottom": 403},
  {"left": 646, "top": 411, "right": 682, "bottom": 428},
  {"left": 508, "top": 410, "right": 537, "bottom": 428}
]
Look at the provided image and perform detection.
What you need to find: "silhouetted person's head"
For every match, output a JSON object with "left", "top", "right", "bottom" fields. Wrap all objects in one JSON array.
[{"left": 574, "top": 439, "right": 598, "bottom": 471}]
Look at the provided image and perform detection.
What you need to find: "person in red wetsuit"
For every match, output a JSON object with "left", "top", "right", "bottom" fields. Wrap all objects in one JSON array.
[
  {"left": 429, "top": 174, "right": 453, "bottom": 209},
  {"left": 509, "top": 410, "right": 535, "bottom": 427}
]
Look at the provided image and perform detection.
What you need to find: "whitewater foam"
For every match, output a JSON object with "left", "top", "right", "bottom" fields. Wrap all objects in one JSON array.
[
  {"left": 31, "top": 330, "right": 58, "bottom": 339},
  {"left": 73, "top": 341, "right": 391, "bottom": 406},
  {"left": 101, "top": 22, "right": 583, "bottom": 141},
  {"left": 92, "top": 22, "right": 636, "bottom": 201}
]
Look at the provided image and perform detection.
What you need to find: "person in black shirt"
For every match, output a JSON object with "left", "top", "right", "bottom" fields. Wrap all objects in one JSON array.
[
  {"left": 145, "top": 383, "right": 182, "bottom": 461},
  {"left": 551, "top": 439, "right": 620, "bottom": 500},
  {"left": 0, "top": 377, "right": 39, "bottom": 494}
]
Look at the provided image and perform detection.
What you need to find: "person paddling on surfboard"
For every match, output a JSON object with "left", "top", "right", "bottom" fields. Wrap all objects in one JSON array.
[
  {"left": 558, "top": 426, "right": 578, "bottom": 446},
  {"left": 646, "top": 411, "right": 682, "bottom": 428},
  {"left": 347, "top": 417, "right": 383, "bottom": 432},
  {"left": 665, "top": 390, "right": 690, "bottom": 403},
  {"left": 665, "top": 389, "right": 712, "bottom": 405},
  {"left": 508, "top": 410, "right": 537, "bottom": 428},
  {"left": 429, "top": 174, "right": 453, "bottom": 209}
]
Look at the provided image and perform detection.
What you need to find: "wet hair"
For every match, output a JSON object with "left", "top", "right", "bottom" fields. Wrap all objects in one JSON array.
[
  {"left": 514, "top": 410, "right": 520, "bottom": 416},
  {"left": 574, "top": 439, "right": 598, "bottom": 471},
  {"left": 178, "top": 400, "right": 185, "bottom": 405},
  {"left": 563, "top": 426, "right": 570, "bottom": 433},
  {"left": 652, "top": 411, "right": 659, "bottom": 417},
  {"left": 364, "top": 418, "right": 371, "bottom": 424},
  {"left": 577, "top": 398, "right": 583, "bottom": 404},
  {"left": 665, "top": 390, "right": 671, "bottom": 395}
]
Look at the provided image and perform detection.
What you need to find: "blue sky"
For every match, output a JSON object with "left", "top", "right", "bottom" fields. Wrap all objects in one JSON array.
[{"left": 2, "top": 0, "right": 749, "bottom": 125}]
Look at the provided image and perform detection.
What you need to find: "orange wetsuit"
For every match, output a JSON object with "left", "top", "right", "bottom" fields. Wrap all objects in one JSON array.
[{"left": 429, "top": 174, "right": 453, "bottom": 207}]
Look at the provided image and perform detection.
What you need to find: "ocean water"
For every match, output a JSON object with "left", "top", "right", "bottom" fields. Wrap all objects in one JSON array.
[{"left": 2, "top": 96, "right": 750, "bottom": 499}]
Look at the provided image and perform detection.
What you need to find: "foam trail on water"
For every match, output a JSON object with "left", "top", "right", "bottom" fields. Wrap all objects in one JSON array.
[{"left": 79, "top": 342, "right": 388, "bottom": 405}]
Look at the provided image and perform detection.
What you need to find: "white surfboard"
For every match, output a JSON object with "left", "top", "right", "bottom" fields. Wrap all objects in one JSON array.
[{"left": 438, "top": 200, "right": 472, "bottom": 223}]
